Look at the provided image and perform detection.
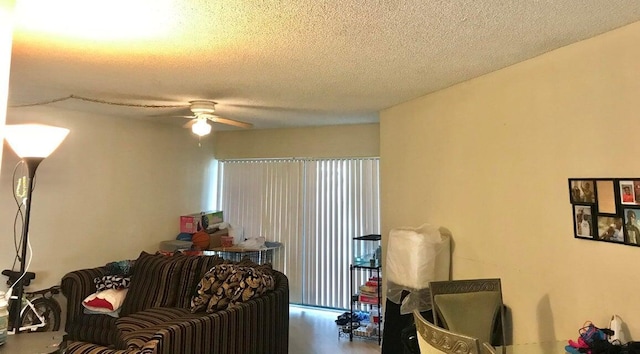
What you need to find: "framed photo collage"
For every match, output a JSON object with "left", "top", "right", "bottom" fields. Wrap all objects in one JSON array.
[{"left": 569, "top": 178, "right": 640, "bottom": 246}]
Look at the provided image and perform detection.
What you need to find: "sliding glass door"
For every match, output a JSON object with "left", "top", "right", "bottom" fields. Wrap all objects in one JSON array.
[{"left": 218, "top": 158, "right": 380, "bottom": 309}]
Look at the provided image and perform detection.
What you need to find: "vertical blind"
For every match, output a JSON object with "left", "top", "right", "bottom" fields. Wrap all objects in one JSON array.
[{"left": 218, "top": 158, "right": 380, "bottom": 309}]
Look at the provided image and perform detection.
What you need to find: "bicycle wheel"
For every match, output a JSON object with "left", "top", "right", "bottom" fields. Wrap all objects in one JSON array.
[{"left": 19, "top": 297, "right": 61, "bottom": 332}]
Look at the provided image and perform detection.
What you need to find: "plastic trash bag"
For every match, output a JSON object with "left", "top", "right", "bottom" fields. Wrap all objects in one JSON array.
[
  {"left": 386, "top": 223, "right": 450, "bottom": 314},
  {"left": 237, "top": 236, "right": 266, "bottom": 249}
]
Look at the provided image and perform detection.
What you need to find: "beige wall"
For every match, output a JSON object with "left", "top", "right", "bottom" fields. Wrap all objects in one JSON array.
[
  {"left": 380, "top": 21, "right": 640, "bottom": 343},
  {"left": 0, "top": 107, "right": 216, "bottom": 291},
  {"left": 213, "top": 123, "right": 379, "bottom": 159}
]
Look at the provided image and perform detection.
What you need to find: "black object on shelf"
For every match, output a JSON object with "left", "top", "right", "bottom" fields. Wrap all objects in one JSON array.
[{"left": 353, "top": 234, "right": 381, "bottom": 241}]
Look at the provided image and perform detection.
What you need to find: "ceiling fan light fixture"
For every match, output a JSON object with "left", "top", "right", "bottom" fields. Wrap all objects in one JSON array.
[
  {"left": 191, "top": 118, "right": 211, "bottom": 136},
  {"left": 189, "top": 100, "right": 216, "bottom": 115}
]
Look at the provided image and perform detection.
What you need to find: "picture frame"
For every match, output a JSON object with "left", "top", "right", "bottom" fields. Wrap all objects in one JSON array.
[
  {"left": 620, "top": 180, "right": 640, "bottom": 205},
  {"left": 569, "top": 179, "right": 596, "bottom": 204},
  {"left": 596, "top": 216, "right": 624, "bottom": 242},
  {"left": 569, "top": 178, "right": 640, "bottom": 247},
  {"left": 623, "top": 208, "right": 640, "bottom": 245},
  {"left": 573, "top": 205, "right": 594, "bottom": 239},
  {"left": 596, "top": 179, "right": 616, "bottom": 214}
]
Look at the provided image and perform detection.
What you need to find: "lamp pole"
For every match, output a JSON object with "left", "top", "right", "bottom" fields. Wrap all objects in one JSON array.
[
  {"left": 3, "top": 124, "right": 69, "bottom": 334},
  {"left": 8, "top": 157, "right": 44, "bottom": 332}
]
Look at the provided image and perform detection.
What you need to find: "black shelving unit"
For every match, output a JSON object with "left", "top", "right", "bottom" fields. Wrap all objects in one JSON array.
[{"left": 340, "top": 234, "right": 383, "bottom": 344}]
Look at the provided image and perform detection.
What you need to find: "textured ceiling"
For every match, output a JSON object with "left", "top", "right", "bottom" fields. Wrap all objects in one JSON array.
[{"left": 6, "top": 0, "right": 640, "bottom": 130}]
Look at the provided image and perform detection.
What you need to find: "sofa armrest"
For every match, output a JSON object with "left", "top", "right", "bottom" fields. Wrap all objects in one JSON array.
[
  {"left": 67, "top": 341, "right": 154, "bottom": 354},
  {"left": 61, "top": 266, "right": 108, "bottom": 331},
  {"left": 154, "top": 272, "right": 289, "bottom": 354}
]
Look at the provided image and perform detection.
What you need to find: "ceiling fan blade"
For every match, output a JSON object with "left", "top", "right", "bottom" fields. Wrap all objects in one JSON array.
[{"left": 209, "top": 116, "right": 253, "bottom": 129}]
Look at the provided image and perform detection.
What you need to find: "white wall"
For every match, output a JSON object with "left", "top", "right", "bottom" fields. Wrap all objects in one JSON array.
[
  {"left": 380, "top": 21, "right": 640, "bottom": 344},
  {"left": 0, "top": 106, "right": 215, "bottom": 291}
]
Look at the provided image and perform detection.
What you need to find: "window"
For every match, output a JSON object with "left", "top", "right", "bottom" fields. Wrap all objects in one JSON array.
[{"left": 218, "top": 158, "right": 380, "bottom": 309}]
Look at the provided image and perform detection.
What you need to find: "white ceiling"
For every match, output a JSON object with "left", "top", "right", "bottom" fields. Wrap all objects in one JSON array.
[{"left": 6, "top": 0, "right": 640, "bottom": 130}]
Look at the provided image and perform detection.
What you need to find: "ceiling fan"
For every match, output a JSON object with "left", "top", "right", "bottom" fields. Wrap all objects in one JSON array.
[
  {"left": 178, "top": 100, "right": 253, "bottom": 136},
  {"left": 10, "top": 95, "right": 252, "bottom": 137}
]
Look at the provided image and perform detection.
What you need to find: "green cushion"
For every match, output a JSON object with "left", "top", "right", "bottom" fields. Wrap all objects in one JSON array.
[{"left": 434, "top": 291, "right": 500, "bottom": 344}]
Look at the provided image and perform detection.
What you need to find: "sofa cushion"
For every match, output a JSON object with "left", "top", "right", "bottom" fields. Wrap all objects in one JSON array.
[
  {"left": 190, "top": 264, "right": 238, "bottom": 313},
  {"left": 67, "top": 340, "right": 159, "bottom": 354},
  {"left": 119, "top": 252, "right": 186, "bottom": 316},
  {"left": 191, "top": 264, "right": 275, "bottom": 313},
  {"left": 175, "top": 254, "right": 228, "bottom": 309},
  {"left": 65, "top": 312, "right": 119, "bottom": 347},
  {"left": 117, "top": 307, "right": 198, "bottom": 350},
  {"left": 212, "top": 266, "right": 274, "bottom": 312},
  {"left": 95, "top": 275, "right": 131, "bottom": 292}
]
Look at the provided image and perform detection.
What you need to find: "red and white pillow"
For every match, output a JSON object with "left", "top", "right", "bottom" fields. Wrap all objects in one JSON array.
[{"left": 82, "top": 288, "right": 128, "bottom": 317}]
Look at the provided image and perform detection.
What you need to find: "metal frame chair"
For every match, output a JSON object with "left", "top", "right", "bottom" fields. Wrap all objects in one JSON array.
[
  {"left": 481, "top": 342, "right": 497, "bottom": 354},
  {"left": 413, "top": 309, "right": 482, "bottom": 354},
  {"left": 429, "top": 278, "right": 506, "bottom": 352}
]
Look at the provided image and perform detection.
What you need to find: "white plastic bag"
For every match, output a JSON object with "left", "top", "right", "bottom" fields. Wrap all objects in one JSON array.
[
  {"left": 237, "top": 236, "right": 266, "bottom": 249},
  {"left": 218, "top": 222, "right": 244, "bottom": 244},
  {"left": 386, "top": 223, "right": 450, "bottom": 314}
]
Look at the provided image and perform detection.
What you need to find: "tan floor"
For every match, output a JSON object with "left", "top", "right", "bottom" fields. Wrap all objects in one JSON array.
[{"left": 289, "top": 305, "right": 381, "bottom": 354}]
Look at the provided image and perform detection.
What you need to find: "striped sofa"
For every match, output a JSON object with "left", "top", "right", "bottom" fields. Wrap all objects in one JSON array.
[{"left": 61, "top": 252, "right": 289, "bottom": 354}]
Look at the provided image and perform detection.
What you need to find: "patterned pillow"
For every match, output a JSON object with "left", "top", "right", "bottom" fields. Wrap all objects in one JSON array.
[
  {"left": 95, "top": 275, "right": 131, "bottom": 292},
  {"left": 193, "top": 265, "right": 275, "bottom": 313},
  {"left": 190, "top": 264, "right": 238, "bottom": 313}
]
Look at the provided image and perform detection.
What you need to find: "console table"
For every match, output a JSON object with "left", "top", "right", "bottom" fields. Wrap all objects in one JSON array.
[
  {"left": 203, "top": 242, "right": 282, "bottom": 265},
  {"left": 0, "top": 331, "right": 65, "bottom": 353}
]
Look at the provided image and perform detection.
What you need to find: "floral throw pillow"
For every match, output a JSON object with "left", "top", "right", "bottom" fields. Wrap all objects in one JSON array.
[
  {"left": 205, "top": 266, "right": 274, "bottom": 313},
  {"left": 190, "top": 264, "right": 237, "bottom": 313},
  {"left": 190, "top": 265, "right": 275, "bottom": 313},
  {"left": 95, "top": 275, "right": 131, "bottom": 292}
]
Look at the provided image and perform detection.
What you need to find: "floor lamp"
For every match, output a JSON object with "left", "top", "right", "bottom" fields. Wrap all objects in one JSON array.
[{"left": 3, "top": 123, "right": 69, "bottom": 333}]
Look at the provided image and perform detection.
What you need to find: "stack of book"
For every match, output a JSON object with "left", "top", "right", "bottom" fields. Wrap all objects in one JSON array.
[{"left": 358, "top": 276, "right": 380, "bottom": 304}]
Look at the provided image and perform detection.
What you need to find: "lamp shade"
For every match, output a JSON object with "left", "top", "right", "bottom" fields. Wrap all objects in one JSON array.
[
  {"left": 191, "top": 118, "right": 211, "bottom": 136},
  {"left": 4, "top": 124, "right": 70, "bottom": 158}
]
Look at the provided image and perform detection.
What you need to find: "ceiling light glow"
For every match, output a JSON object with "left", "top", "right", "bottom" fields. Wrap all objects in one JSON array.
[
  {"left": 191, "top": 118, "right": 212, "bottom": 137},
  {"left": 14, "top": 0, "right": 176, "bottom": 40},
  {"left": 5, "top": 124, "right": 70, "bottom": 158}
]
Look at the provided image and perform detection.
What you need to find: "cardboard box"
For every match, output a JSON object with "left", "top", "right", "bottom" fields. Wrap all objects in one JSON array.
[
  {"left": 180, "top": 216, "right": 199, "bottom": 233},
  {"left": 209, "top": 234, "right": 221, "bottom": 248},
  {"left": 208, "top": 229, "right": 229, "bottom": 249},
  {"left": 221, "top": 236, "right": 234, "bottom": 247},
  {"left": 180, "top": 210, "right": 223, "bottom": 233},
  {"left": 201, "top": 210, "right": 223, "bottom": 228}
]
